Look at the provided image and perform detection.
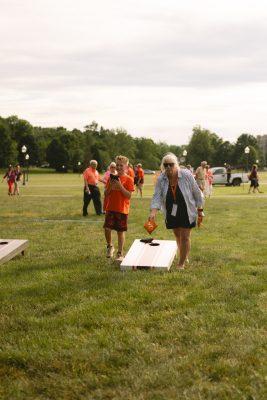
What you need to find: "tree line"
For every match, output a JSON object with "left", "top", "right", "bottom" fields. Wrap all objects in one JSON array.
[{"left": 0, "top": 115, "right": 264, "bottom": 171}]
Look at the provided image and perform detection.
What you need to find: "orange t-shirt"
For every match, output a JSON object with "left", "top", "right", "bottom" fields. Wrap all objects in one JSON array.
[
  {"left": 137, "top": 168, "right": 144, "bottom": 183},
  {"left": 106, "top": 175, "right": 135, "bottom": 214},
  {"left": 127, "top": 167, "right": 135, "bottom": 179},
  {"left": 83, "top": 167, "right": 100, "bottom": 185}
]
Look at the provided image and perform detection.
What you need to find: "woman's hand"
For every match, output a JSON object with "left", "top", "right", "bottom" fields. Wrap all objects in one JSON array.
[
  {"left": 149, "top": 209, "right": 157, "bottom": 221},
  {"left": 197, "top": 209, "right": 204, "bottom": 227}
]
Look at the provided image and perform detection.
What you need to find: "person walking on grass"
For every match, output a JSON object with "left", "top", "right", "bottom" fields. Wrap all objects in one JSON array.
[
  {"left": 149, "top": 153, "right": 204, "bottom": 270},
  {"left": 82, "top": 160, "right": 105, "bottom": 216},
  {"left": 248, "top": 164, "right": 264, "bottom": 194},
  {"left": 2, "top": 165, "right": 16, "bottom": 196},
  {"left": 103, "top": 155, "right": 135, "bottom": 262},
  {"left": 136, "top": 163, "right": 145, "bottom": 197},
  {"left": 13, "top": 165, "right": 22, "bottom": 195},
  {"left": 195, "top": 161, "right": 207, "bottom": 192}
]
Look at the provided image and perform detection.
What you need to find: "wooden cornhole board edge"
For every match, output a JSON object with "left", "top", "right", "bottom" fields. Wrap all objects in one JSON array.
[
  {"left": 0, "top": 239, "right": 29, "bottom": 265},
  {"left": 120, "top": 239, "right": 177, "bottom": 271}
]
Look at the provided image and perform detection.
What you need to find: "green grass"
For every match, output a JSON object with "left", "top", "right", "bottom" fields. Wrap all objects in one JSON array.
[{"left": 0, "top": 174, "right": 267, "bottom": 400}]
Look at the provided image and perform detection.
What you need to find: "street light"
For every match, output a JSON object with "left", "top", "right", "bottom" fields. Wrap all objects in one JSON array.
[
  {"left": 25, "top": 154, "right": 30, "bottom": 182},
  {"left": 244, "top": 146, "right": 250, "bottom": 172},
  {"left": 21, "top": 145, "right": 27, "bottom": 185},
  {"left": 182, "top": 150, "right": 187, "bottom": 165}
]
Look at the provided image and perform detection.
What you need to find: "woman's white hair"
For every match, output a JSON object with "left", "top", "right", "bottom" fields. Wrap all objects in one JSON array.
[{"left": 160, "top": 152, "right": 179, "bottom": 172}]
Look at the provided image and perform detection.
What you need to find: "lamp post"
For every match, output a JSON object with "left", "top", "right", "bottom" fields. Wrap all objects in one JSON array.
[
  {"left": 183, "top": 150, "right": 187, "bottom": 164},
  {"left": 244, "top": 146, "right": 250, "bottom": 172},
  {"left": 25, "top": 154, "right": 30, "bottom": 182},
  {"left": 21, "top": 145, "right": 27, "bottom": 185}
]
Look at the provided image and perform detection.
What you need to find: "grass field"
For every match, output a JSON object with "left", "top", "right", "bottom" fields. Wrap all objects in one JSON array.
[{"left": 0, "top": 172, "right": 267, "bottom": 400}]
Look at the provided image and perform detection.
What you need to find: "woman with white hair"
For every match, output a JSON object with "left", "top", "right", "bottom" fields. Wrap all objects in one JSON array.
[{"left": 149, "top": 153, "right": 204, "bottom": 270}]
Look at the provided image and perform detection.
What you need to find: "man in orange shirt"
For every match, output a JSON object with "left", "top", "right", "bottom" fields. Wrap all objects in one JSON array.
[
  {"left": 103, "top": 155, "right": 135, "bottom": 261},
  {"left": 83, "top": 160, "right": 104, "bottom": 216},
  {"left": 136, "top": 163, "right": 145, "bottom": 197}
]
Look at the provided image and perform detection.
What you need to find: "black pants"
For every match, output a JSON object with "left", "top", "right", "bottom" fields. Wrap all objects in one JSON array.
[{"left": 83, "top": 185, "right": 102, "bottom": 215}]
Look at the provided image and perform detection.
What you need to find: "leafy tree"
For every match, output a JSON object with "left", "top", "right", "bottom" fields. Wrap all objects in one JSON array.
[
  {"left": 46, "top": 138, "right": 70, "bottom": 171},
  {"left": 134, "top": 138, "right": 160, "bottom": 169},
  {"left": 187, "top": 126, "right": 217, "bottom": 167},
  {"left": 232, "top": 134, "right": 263, "bottom": 169},
  {"left": 0, "top": 120, "right": 17, "bottom": 167},
  {"left": 213, "top": 141, "right": 234, "bottom": 167}
]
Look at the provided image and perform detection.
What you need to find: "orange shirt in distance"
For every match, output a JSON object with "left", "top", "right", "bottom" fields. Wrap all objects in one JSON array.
[
  {"left": 137, "top": 168, "right": 144, "bottom": 183},
  {"left": 106, "top": 175, "right": 135, "bottom": 214},
  {"left": 83, "top": 167, "right": 100, "bottom": 185},
  {"left": 127, "top": 167, "right": 135, "bottom": 179}
]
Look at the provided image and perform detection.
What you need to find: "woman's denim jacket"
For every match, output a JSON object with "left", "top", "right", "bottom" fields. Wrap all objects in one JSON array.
[{"left": 150, "top": 168, "right": 204, "bottom": 224}]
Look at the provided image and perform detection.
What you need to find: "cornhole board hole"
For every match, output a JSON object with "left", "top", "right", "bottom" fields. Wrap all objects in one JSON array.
[
  {"left": 120, "top": 239, "right": 177, "bottom": 271},
  {"left": 0, "top": 239, "right": 28, "bottom": 265}
]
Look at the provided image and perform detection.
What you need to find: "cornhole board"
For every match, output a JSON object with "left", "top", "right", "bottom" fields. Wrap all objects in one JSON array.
[
  {"left": 0, "top": 239, "right": 28, "bottom": 265},
  {"left": 120, "top": 239, "right": 177, "bottom": 271}
]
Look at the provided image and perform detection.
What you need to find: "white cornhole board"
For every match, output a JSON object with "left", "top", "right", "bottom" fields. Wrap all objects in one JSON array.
[
  {"left": 0, "top": 239, "right": 29, "bottom": 265},
  {"left": 120, "top": 239, "right": 177, "bottom": 271}
]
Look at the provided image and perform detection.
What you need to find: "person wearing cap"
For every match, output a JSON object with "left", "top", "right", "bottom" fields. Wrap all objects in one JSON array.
[
  {"left": 82, "top": 160, "right": 105, "bottom": 216},
  {"left": 149, "top": 153, "right": 204, "bottom": 270}
]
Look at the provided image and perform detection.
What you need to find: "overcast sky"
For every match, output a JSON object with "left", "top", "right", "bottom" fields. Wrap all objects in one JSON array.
[{"left": 1, "top": 0, "right": 267, "bottom": 145}]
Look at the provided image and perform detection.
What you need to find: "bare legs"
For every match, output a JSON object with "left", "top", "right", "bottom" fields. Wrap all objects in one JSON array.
[
  {"left": 117, "top": 231, "right": 125, "bottom": 254},
  {"left": 104, "top": 228, "right": 112, "bottom": 247},
  {"left": 173, "top": 227, "right": 192, "bottom": 269},
  {"left": 104, "top": 228, "right": 125, "bottom": 254}
]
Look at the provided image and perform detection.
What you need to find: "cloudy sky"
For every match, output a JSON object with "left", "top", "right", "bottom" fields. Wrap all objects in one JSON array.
[{"left": 1, "top": 0, "right": 267, "bottom": 145}]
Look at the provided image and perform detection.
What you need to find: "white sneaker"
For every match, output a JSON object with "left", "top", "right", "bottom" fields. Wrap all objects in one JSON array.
[
  {"left": 115, "top": 252, "right": 124, "bottom": 262},
  {"left": 106, "top": 245, "right": 114, "bottom": 258}
]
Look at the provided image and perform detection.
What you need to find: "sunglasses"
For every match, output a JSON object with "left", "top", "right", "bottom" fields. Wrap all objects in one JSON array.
[{"left": 164, "top": 163, "right": 175, "bottom": 168}]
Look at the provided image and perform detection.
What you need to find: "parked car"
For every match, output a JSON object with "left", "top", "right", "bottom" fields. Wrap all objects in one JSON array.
[
  {"left": 211, "top": 167, "right": 249, "bottom": 186},
  {"left": 144, "top": 169, "right": 155, "bottom": 174}
]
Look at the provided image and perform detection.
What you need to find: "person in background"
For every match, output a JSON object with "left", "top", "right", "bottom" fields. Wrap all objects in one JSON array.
[
  {"left": 136, "top": 163, "right": 145, "bottom": 197},
  {"left": 204, "top": 164, "right": 213, "bottom": 198},
  {"left": 102, "top": 162, "right": 117, "bottom": 212},
  {"left": 82, "top": 160, "right": 105, "bottom": 216},
  {"left": 153, "top": 170, "right": 161, "bottom": 187},
  {"left": 13, "top": 165, "right": 22, "bottom": 195},
  {"left": 226, "top": 164, "right": 231, "bottom": 185},
  {"left": 186, "top": 164, "right": 193, "bottom": 174},
  {"left": 103, "top": 155, "right": 135, "bottom": 262},
  {"left": 127, "top": 163, "right": 135, "bottom": 180},
  {"left": 248, "top": 164, "right": 264, "bottom": 194},
  {"left": 2, "top": 165, "right": 16, "bottom": 196},
  {"left": 195, "top": 161, "right": 207, "bottom": 192},
  {"left": 149, "top": 153, "right": 204, "bottom": 270}
]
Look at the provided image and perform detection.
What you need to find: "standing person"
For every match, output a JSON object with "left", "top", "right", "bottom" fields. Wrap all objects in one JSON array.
[
  {"left": 2, "top": 165, "right": 16, "bottom": 196},
  {"left": 195, "top": 161, "right": 207, "bottom": 192},
  {"left": 82, "top": 160, "right": 105, "bottom": 216},
  {"left": 226, "top": 164, "right": 231, "bottom": 185},
  {"left": 103, "top": 155, "right": 135, "bottom": 262},
  {"left": 204, "top": 165, "right": 213, "bottom": 198},
  {"left": 186, "top": 164, "right": 193, "bottom": 174},
  {"left": 149, "top": 153, "right": 204, "bottom": 270},
  {"left": 136, "top": 163, "right": 145, "bottom": 197},
  {"left": 127, "top": 163, "right": 135, "bottom": 180},
  {"left": 13, "top": 165, "right": 22, "bottom": 195},
  {"left": 102, "top": 162, "right": 117, "bottom": 212},
  {"left": 248, "top": 164, "right": 264, "bottom": 194}
]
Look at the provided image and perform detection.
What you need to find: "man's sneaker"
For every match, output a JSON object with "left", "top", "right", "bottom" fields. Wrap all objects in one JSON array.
[
  {"left": 115, "top": 252, "right": 124, "bottom": 262},
  {"left": 106, "top": 245, "right": 114, "bottom": 258}
]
